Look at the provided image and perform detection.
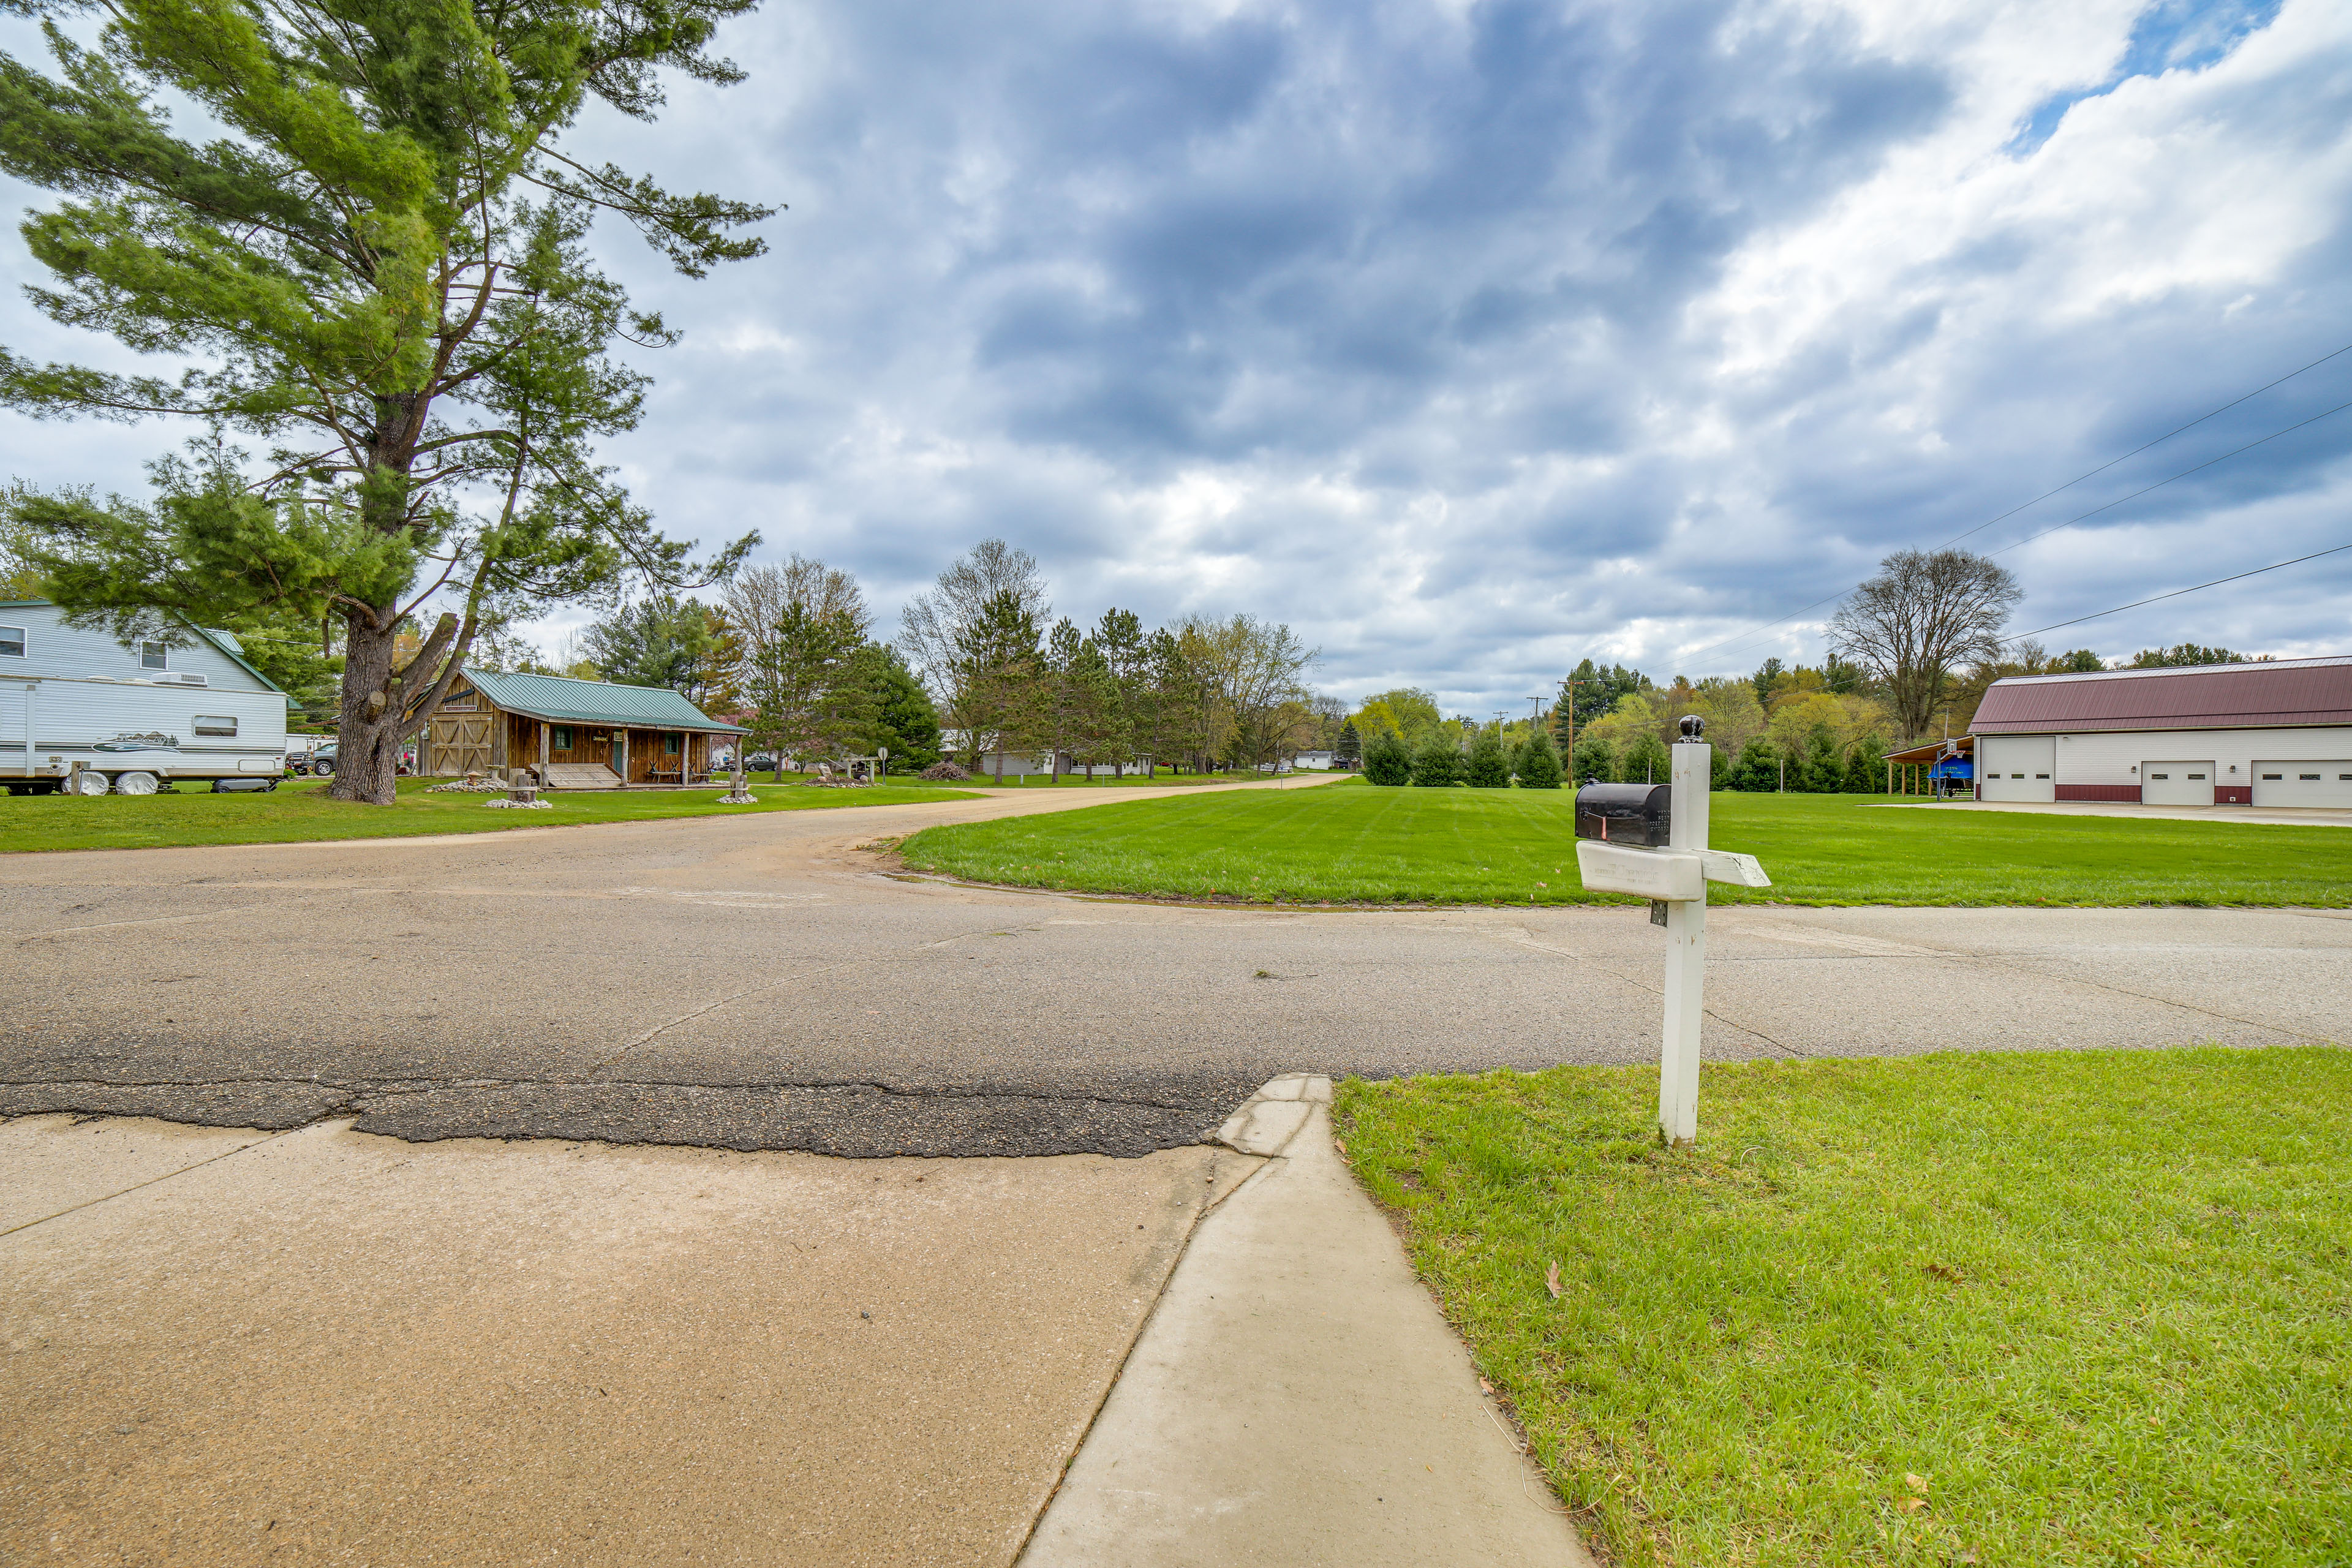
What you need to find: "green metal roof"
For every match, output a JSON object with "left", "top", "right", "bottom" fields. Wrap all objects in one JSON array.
[{"left": 461, "top": 667, "right": 747, "bottom": 733}]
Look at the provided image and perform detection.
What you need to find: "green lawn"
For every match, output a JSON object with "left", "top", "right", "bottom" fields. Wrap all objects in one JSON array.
[
  {"left": 895, "top": 781, "right": 2352, "bottom": 906},
  {"left": 0, "top": 776, "right": 979, "bottom": 854},
  {"left": 957, "top": 771, "right": 1247, "bottom": 788},
  {"left": 1335, "top": 1049, "right": 2352, "bottom": 1567}
]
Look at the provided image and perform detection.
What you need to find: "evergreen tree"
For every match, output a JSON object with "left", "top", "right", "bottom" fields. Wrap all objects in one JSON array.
[
  {"left": 850, "top": 644, "right": 940, "bottom": 772},
  {"left": 1362, "top": 728, "right": 1411, "bottom": 786},
  {"left": 1334, "top": 719, "right": 1362, "bottom": 770},
  {"left": 1513, "top": 727, "right": 1564, "bottom": 788},
  {"left": 748, "top": 600, "right": 862, "bottom": 773},
  {"left": 1464, "top": 726, "right": 1510, "bottom": 787},
  {"left": 1069, "top": 638, "right": 1129, "bottom": 777},
  {"left": 1842, "top": 733, "right": 1887, "bottom": 794},
  {"left": 1798, "top": 725, "right": 1844, "bottom": 792},
  {"left": 1725, "top": 736, "right": 1781, "bottom": 791},
  {"left": 1721, "top": 733, "right": 1768, "bottom": 785},
  {"left": 1570, "top": 734, "right": 1615, "bottom": 785},
  {"left": 957, "top": 590, "right": 1045, "bottom": 780},
  {"left": 582, "top": 594, "right": 723, "bottom": 701},
  {"left": 1622, "top": 732, "right": 1672, "bottom": 785},
  {"left": 0, "top": 0, "right": 767, "bottom": 804},
  {"left": 1409, "top": 733, "right": 1464, "bottom": 787}
]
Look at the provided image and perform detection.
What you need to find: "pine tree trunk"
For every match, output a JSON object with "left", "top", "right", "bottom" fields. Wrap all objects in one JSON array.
[{"left": 331, "top": 611, "right": 406, "bottom": 806}]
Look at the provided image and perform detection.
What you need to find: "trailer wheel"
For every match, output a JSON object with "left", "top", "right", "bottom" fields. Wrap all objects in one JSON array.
[
  {"left": 113, "top": 771, "right": 160, "bottom": 796},
  {"left": 70, "top": 770, "right": 112, "bottom": 796}
]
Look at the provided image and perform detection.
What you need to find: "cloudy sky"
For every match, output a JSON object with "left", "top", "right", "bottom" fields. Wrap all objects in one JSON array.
[{"left": 4, "top": 0, "right": 2348, "bottom": 712}]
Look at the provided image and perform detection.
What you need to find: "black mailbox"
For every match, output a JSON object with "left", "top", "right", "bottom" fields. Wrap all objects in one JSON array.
[{"left": 1575, "top": 782, "right": 1672, "bottom": 847}]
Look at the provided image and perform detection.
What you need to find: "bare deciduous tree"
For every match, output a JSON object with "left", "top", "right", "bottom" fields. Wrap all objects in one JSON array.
[
  {"left": 1178, "top": 613, "right": 1319, "bottom": 771},
  {"left": 722, "top": 556, "right": 870, "bottom": 688},
  {"left": 899, "top": 540, "right": 1049, "bottom": 763},
  {"left": 1830, "top": 549, "right": 2021, "bottom": 740}
]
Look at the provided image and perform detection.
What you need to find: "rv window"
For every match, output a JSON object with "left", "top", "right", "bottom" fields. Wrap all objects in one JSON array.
[
  {"left": 0, "top": 625, "right": 22, "bottom": 658},
  {"left": 192, "top": 715, "right": 238, "bottom": 736},
  {"left": 139, "top": 640, "right": 168, "bottom": 670}
]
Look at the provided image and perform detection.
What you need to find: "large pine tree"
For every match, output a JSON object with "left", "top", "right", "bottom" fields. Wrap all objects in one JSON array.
[{"left": 0, "top": 0, "right": 768, "bottom": 802}]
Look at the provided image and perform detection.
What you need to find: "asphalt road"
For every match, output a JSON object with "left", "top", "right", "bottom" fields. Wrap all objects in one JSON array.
[{"left": 5, "top": 782, "right": 2348, "bottom": 1155}]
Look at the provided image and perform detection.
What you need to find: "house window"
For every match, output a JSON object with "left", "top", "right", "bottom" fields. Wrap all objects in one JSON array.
[
  {"left": 665, "top": 734, "right": 682, "bottom": 755},
  {"left": 140, "top": 640, "right": 168, "bottom": 670},
  {"left": 551, "top": 725, "right": 573, "bottom": 750},
  {"left": 192, "top": 715, "right": 237, "bottom": 736},
  {"left": 0, "top": 625, "right": 23, "bottom": 658}
]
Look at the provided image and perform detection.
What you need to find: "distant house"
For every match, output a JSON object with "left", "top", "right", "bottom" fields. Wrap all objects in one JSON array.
[
  {"left": 1967, "top": 656, "right": 2352, "bottom": 807},
  {"left": 424, "top": 668, "right": 747, "bottom": 788}
]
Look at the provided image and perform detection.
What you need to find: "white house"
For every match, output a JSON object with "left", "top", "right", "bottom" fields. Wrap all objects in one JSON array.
[
  {"left": 1969, "top": 656, "right": 2352, "bottom": 809},
  {"left": 0, "top": 599, "right": 290, "bottom": 794}
]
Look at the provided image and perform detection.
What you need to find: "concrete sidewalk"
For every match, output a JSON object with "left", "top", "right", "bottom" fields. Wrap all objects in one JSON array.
[
  {"left": 1021, "top": 1076, "right": 1593, "bottom": 1567},
  {"left": 4, "top": 1083, "right": 1594, "bottom": 1567},
  {"left": 1, "top": 1114, "right": 1257, "bottom": 1566}
]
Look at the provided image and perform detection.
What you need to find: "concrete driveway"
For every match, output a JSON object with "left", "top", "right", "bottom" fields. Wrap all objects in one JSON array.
[{"left": 4, "top": 780, "right": 2347, "bottom": 1152}]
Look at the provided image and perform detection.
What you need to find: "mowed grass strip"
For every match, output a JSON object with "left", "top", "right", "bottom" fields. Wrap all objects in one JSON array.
[
  {"left": 895, "top": 781, "right": 2352, "bottom": 906},
  {"left": 0, "top": 777, "right": 979, "bottom": 854},
  {"left": 1335, "top": 1049, "right": 2352, "bottom": 1568}
]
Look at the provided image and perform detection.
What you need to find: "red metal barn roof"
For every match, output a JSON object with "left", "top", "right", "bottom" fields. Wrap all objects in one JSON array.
[{"left": 1970, "top": 656, "right": 2352, "bottom": 734}]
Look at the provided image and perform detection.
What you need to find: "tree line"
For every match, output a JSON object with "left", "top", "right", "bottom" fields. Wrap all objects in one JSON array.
[
  {"left": 897, "top": 540, "right": 1322, "bottom": 778},
  {"left": 482, "top": 537, "right": 1325, "bottom": 780}
]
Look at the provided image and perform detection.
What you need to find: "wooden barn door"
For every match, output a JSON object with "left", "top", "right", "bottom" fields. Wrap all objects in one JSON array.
[{"left": 430, "top": 714, "right": 494, "bottom": 775}]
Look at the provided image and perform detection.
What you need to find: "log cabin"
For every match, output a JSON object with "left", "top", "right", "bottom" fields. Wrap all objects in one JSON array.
[{"left": 423, "top": 668, "right": 748, "bottom": 788}]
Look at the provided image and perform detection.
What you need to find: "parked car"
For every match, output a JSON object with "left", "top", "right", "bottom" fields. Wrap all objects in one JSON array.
[
  {"left": 290, "top": 742, "right": 414, "bottom": 778},
  {"left": 742, "top": 752, "right": 779, "bottom": 773}
]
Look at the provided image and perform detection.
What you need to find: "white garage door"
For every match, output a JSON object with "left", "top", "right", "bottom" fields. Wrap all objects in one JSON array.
[
  {"left": 2141, "top": 761, "right": 2215, "bottom": 807},
  {"left": 1978, "top": 736, "right": 2055, "bottom": 802},
  {"left": 2252, "top": 761, "right": 2352, "bottom": 809}
]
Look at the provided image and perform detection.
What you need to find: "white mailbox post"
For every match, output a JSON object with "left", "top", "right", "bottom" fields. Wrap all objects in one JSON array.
[{"left": 1572, "top": 716, "right": 1770, "bottom": 1147}]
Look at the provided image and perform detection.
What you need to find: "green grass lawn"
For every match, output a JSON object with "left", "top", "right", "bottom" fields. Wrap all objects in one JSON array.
[
  {"left": 956, "top": 771, "right": 1247, "bottom": 788},
  {"left": 895, "top": 781, "right": 2352, "bottom": 906},
  {"left": 1335, "top": 1049, "right": 2351, "bottom": 1567},
  {"left": 0, "top": 776, "right": 979, "bottom": 854}
]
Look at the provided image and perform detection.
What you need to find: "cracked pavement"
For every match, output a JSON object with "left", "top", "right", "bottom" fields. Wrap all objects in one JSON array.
[{"left": 5, "top": 782, "right": 2349, "bottom": 1155}]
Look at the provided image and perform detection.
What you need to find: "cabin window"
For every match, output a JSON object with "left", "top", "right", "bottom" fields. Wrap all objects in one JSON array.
[
  {"left": 192, "top": 715, "right": 237, "bottom": 736},
  {"left": 0, "top": 625, "right": 23, "bottom": 658},
  {"left": 665, "top": 734, "right": 682, "bottom": 755},
  {"left": 551, "top": 725, "right": 574, "bottom": 750},
  {"left": 139, "top": 640, "right": 168, "bottom": 670}
]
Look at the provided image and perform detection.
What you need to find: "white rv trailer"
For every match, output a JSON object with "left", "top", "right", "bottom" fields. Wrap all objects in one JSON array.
[{"left": 1, "top": 600, "right": 290, "bottom": 795}]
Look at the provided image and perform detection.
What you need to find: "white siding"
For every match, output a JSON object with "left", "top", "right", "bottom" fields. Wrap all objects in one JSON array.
[
  {"left": 1, "top": 676, "right": 287, "bottom": 780},
  {"left": 0, "top": 603, "right": 274, "bottom": 692},
  {"left": 2012, "top": 726, "right": 2352, "bottom": 793}
]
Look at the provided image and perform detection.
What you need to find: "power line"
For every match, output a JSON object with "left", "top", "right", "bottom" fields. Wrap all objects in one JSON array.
[
  {"left": 1997, "top": 541, "right": 2352, "bottom": 646},
  {"left": 1986, "top": 396, "right": 2352, "bottom": 560},
  {"left": 1671, "top": 338, "right": 2352, "bottom": 668},
  {"left": 1942, "top": 339, "right": 2352, "bottom": 549}
]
